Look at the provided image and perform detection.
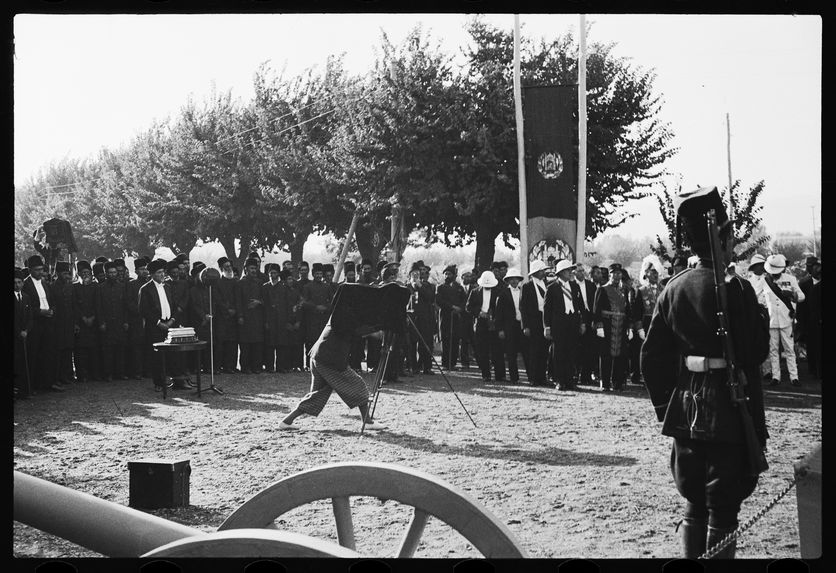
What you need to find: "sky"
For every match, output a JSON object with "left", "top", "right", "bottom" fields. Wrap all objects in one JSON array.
[{"left": 13, "top": 13, "right": 822, "bottom": 241}]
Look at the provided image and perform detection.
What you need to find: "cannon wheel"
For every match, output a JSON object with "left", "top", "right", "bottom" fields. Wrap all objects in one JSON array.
[
  {"left": 218, "top": 462, "right": 528, "bottom": 558},
  {"left": 141, "top": 529, "right": 362, "bottom": 558}
]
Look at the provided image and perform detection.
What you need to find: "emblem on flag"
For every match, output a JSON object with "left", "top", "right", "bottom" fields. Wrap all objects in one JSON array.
[{"left": 537, "top": 151, "right": 563, "bottom": 180}]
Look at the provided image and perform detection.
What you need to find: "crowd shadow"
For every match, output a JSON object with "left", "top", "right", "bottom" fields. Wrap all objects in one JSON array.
[{"left": 316, "top": 428, "right": 639, "bottom": 468}]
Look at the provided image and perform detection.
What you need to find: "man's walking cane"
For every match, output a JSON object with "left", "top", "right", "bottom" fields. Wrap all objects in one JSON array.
[
  {"left": 448, "top": 311, "right": 454, "bottom": 371},
  {"left": 22, "top": 337, "right": 32, "bottom": 396}
]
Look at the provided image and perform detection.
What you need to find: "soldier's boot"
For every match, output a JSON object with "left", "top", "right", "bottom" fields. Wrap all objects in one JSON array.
[
  {"left": 706, "top": 526, "right": 737, "bottom": 559},
  {"left": 678, "top": 517, "right": 707, "bottom": 558}
]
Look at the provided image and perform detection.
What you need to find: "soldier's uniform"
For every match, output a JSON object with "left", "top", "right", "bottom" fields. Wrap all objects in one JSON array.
[
  {"left": 73, "top": 261, "right": 98, "bottom": 383},
  {"left": 641, "top": 186, "right": 769, "bottom": 559},
  {"left": 95, "top": 261, "right": 129, "bottom": 380}
]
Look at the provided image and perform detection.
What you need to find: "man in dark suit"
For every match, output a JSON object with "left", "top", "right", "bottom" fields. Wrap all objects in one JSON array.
[
  {"left": 544, "top": 260, "right": 586, "bottom": 390},
  {"left": 495, "top": 268, "right": 528, "bottom": 384},
  {"left": 238, "top": 257, "right": 266, "bottom": 374},
  {"left": 22, "top": 255, "right": 64, "bottom": 392},
  {"left": 96, "top": 261, "right": 129, "bottom": 381},
  {"left": 413, "top": 262, "right": 437, "bottom": 375},
  {"left": 140, "top": 259, "right": 178, "bottom": 391},
  {"left": 797, "top": 257, "right": 821, "bottom": 379},
  {"left": 215, "top": 256, "right": 240, "bottom": 373},
  {"left": 466, "top": 270, "right": 505, "bottom": 382},
  {"left": 52, "top": 261, "right": 77, "bottom": 386},
  {"left": 125, "top": 257, "right": 150, "bottom": 379},
  {"left": 15, "top": 268, "right": 35, "bottom": 398},
  {"left": 520, "top": 260, "right": 553, "bottom": 387},
  {"left": 573, "top": 264, "right": 599, "bottom": 385},
  {"left": 436, "top": 264, "right": 468, "bottom": 371},
  {"left": 262, "top": 263, "right": 292, "bottom": 373},
  {"left": 72, "top": 261, "right": 98, "bottom": 383}
]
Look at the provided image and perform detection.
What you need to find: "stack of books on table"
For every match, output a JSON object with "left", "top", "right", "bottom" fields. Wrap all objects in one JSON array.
[{"left": 165, "top": 327, "right": 198, "bottom": 344}]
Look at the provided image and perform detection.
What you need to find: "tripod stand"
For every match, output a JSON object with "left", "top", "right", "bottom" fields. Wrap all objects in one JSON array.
[{"left": 362, "top": 330, "right": 397, "bottom": 434}]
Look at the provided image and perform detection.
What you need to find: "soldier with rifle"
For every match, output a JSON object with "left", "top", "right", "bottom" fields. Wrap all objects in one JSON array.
[{"left": 641, "top": 186, "right": 770, "bottom": 559}]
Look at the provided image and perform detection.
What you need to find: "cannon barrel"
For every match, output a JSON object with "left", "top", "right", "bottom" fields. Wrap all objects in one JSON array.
[{"left": 14, "top": 471, "right": 203, "bottom": 557}]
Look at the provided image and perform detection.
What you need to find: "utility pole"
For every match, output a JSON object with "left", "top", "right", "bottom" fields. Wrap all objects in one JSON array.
[{"left": 726, "top": 113, "right": 735, "bottom": 222}]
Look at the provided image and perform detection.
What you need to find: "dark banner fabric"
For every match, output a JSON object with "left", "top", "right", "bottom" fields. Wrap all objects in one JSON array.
[{"left": 522, "top": 85, "right": 578, "bottom": 261}]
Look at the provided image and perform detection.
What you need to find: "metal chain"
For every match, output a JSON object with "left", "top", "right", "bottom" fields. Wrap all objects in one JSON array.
[{"left": 698, "top": 476, "right": 799, "bottom": 559}]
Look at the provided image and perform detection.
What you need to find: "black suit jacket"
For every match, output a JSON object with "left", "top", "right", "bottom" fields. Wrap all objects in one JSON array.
[
  {"left": 520, "top": 280, "right": 547, "bottom": 336},
  {"left": 494, "top": 286, "right": 523, "bottom": 334},
  {"left": 466, "top": 286, "right": 501, "bottom": 323},
  {"left": 14, "top": 291, "right": 34, "bottom": 336},
  {"left": 574, "top": 279, "right": 597, "bottom": 322},
  {"left": 139, "top": 280, "right": 177, "bottom": 342},
  {"left": 543, "top": 280, "right": 584, "bottom": 336},
  {"left": 22, "top": 276, "right": 53, "bottom": 316}
]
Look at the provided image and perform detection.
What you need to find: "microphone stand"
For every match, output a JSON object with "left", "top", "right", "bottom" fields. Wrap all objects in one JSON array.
[{"left": 205, "top": 283, "right": 224, "bottom": 395}]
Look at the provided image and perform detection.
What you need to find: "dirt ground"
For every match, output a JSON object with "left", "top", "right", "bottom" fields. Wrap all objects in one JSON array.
[{"left": 13, "top": 356, "right": 821, "bottom": 560}]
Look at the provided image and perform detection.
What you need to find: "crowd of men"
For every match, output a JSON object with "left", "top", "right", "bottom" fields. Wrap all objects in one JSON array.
[{"left": 13, "top": 247, "right": 821, "bottom": 399}]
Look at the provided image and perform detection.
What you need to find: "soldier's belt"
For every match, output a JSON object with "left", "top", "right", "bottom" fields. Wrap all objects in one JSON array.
[
  {"left": 600, "top": 310, "right": 624, "bottom": 317},
  {"left": 684, "top": 356, "right": 728, "bottom": 372}
]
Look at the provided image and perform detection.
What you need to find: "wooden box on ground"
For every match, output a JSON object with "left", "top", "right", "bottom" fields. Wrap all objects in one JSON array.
[{"left": 128, "top": 459, "right": 191, "bottom": 509}]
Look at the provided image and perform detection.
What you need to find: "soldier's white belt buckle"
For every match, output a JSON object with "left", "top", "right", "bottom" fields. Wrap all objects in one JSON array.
[{"left": 685, "top": 355, "right": 727, "bottom": 372}]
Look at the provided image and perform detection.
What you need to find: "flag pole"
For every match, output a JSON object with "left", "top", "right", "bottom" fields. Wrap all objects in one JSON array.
[
  {"left": 576, "top": 14, "right": 588, "bottom": 263},
  {"left": 513, "top": 14, "right": 529, "bottom": 276},
  {"left": 726, "top": 112, "right": 735, "bottom": 221}
]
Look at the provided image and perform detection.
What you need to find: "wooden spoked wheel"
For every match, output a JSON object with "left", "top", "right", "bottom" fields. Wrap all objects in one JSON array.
[
  {"left": 218, "top": 462, "right": 528, "bottom": 558},
  {"left": 141, "top": 529, "right": 361, "bottom": 558}
]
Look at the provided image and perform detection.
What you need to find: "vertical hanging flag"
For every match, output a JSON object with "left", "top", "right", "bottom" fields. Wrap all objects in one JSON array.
[{"left": 522, "top": 85, "right": 578, "bottom": 263}]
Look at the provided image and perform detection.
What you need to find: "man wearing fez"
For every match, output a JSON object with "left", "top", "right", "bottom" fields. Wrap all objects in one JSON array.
[
  {"left": 297, "top": 261, "right": 311, "bottom": 288},
  {"left": 519, "top": 260, "right": 552, "bottom": 388},
  {"left": 495, "top": 268, "right": 527, "bottom": 384},
  {"left": 139, "top": 259, "right": 179, "bottom": 391},
  {"left": 92, "top": 261, "right": 107, "bottom": 284},
  {"left": 621, "top": 268, "right": 644, "bottom": 386},
  {"left": 15, "top": 267, "right": 34, "bottom": 398},
  {"left": 358, "top": 259, "right": 375, "bottom": 285},
  {"left": 73, "top": 261, "right": 98, "bottom": 383},
  {"left": 237, "top": 257, "right": 266, "bottom": 374},
  {"left": 262, "top": 263, "right": 292, "bottom": 373},
  {"left": 302, "top": 263, "right": 334, "bottom": 372},
  {"left": 458, "top": 268, "right": 478, "bottom": 370},
  {"left": 96, "top": 261, "right": 129, "bottom": 382},
  {"left": 168, "top": 259, "right": 191, "bottom": 329},
  {"left": 797, "top": 256, "right": 821, "bottom": 379},
  {"left": 343, "top": 261, "right": 358, "bottom": 284},
  {"left": 661, "top": 255, "right": 689, "bottom": 288},
  {"left": 215, "top": 256, "right": 240, "bottom": 373},
  {"left": 467, "top": 270, "right": 505, "bottom": 383},
  {"left": 641, "top": 186, "right": 769, "bottom": 559},
  {"left": 593, "top": 263, "right": 636, "bottom": 392},
  {"left": 281, "top": 268, "right": 305, "bottom": 372},
  {"left": 114, "top": 258, "right": 128, "bottom": 283},
  {"left": 436, "top": 264, "right": 468, "bottom": 371},
  {"left": 125, "top": 257, "right": 150, "bottom": 380},
  {"left": 23, "top": 255, "right": 63, "bottom": 392},
  {"left": 543, "top": 260, "right": 586, "bottom": 391},
  {"left": 412, "top": 262, "right": 437, "bottom": 375},
  {"left": 52, "top": 261, "right": 77, "bottom": 386}
]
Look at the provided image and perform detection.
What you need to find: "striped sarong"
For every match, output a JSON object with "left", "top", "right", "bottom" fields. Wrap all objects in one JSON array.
[{"left": 295, "top": 359, "right": 370, "bottom": 416}]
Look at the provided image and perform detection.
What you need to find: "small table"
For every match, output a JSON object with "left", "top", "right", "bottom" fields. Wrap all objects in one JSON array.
[{"left": 152, "top": 340, "right": 220, "bottom": 399}]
